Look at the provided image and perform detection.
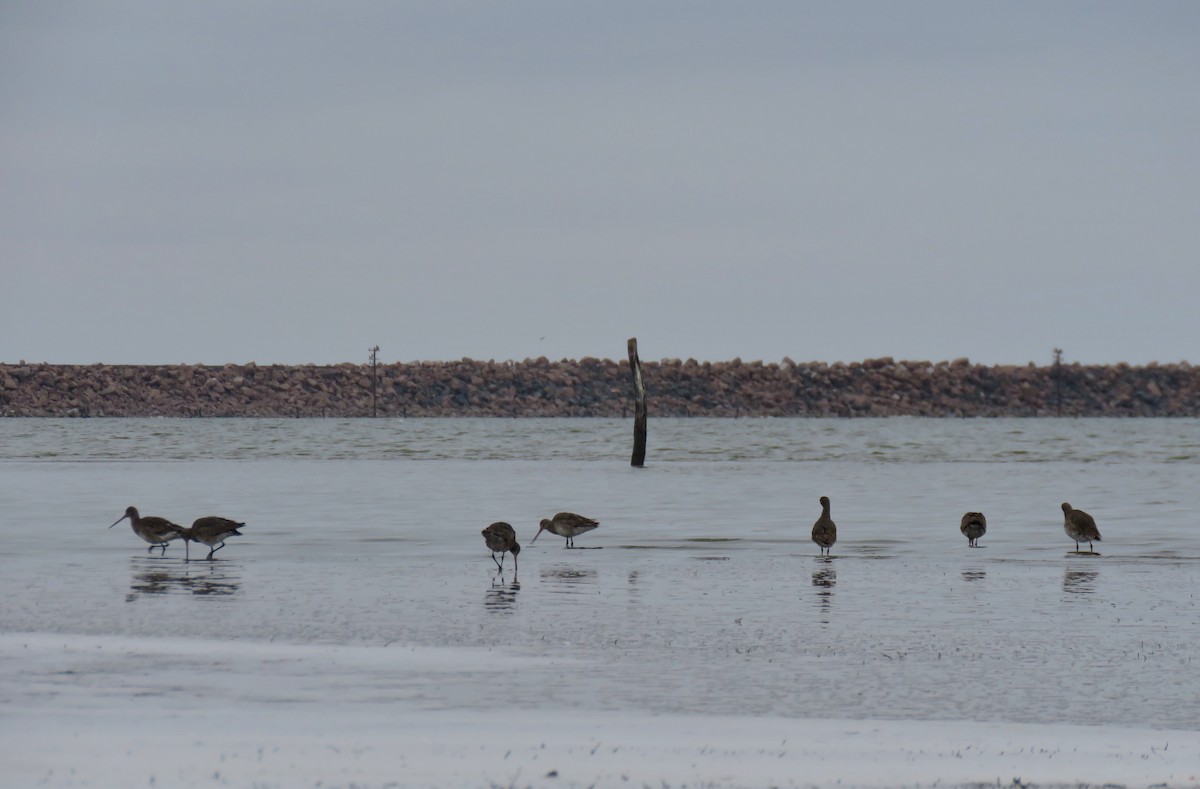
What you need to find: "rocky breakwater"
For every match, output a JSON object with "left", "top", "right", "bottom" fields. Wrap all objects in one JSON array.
[{"left": 2, "top": 357, "right": 1199, "bottom": 418}]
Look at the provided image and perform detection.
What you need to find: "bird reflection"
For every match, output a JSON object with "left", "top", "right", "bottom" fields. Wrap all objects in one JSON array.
[
  {"left": 126, "top": 559, "right": 241, "bottom": 602},
  {"left": 812, "top": 560, "right": 836, "bottom": 620},
  {"left": 1063, "top": 568, "right": 1098, "bottom": 595},
  {"left": 541, "top": 567, "right": 598, "bottom": 583},
  {"left": 484, "top": 577, "right": 520, "bottom": 612},
  {"left": 539, "top": 566, "right": 599, "bottom": 597},
  {"left": 961, "top": 568, "right": 987, "bottom": 583}
]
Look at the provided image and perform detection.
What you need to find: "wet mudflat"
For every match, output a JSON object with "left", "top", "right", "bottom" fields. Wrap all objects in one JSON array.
[{"left": 2, "top": 418, "right": 1199, "bottom": 786}]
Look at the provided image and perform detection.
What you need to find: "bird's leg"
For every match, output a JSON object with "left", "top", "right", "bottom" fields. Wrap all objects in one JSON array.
[
  {"left": 206, "top": 547, "right": 215, "bottom": 561},
  {"left": 492, "top": 552, "right": 503, "bottom": 571},
  {"left": 184, "top": 540, "right": 190, "bottom": 563},
  {"left": 211, "top": 541, "right": 226, "bottom": 556}
]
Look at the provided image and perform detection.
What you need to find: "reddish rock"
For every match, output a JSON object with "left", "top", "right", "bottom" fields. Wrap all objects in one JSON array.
[{"left": 2, "top": 359, "right": 1199, "bottom": 417}]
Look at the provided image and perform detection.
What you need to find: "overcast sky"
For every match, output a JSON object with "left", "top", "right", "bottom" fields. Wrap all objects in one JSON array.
[{"left": 3, "top": 2, "right": 1197, "bottom": 366}]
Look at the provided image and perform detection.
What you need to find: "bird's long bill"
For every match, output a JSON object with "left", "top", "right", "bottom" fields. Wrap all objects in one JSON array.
[
  {"left": 108, "top": 514, "right": 128, "bottom": 529},
  {"left": 530, "top": 525, "right": 546, "bottom": 544}
]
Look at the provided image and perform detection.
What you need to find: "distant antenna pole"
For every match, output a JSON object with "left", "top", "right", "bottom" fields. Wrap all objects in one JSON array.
[
  {"left": 1052, "top": 347, "right": 1063, "bottom": 417},
  {"left": 369, "top": 345, "right": 380, "bottom": 417},
  {"left": 628, "top": 337, "right": 647, "bottom": 467}
]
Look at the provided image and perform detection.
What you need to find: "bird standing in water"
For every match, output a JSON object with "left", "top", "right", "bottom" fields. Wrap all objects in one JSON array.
[
  {"left": 532, "top": 512, "right": 599, "bottom": 548},
  {"left": 960, "top": 512, "right": 987, "bottom": 547},
  {"left": 482, "top": 521, "right": 520, "bottom": 572},
  {"left": 1061, "top": 503, "right": 1101, "bottom": 553},
  {"left": 109, "top": 506, "right": 185, "bottom": 555},
  {"left": 183, "top": 516, "right": 245, "bottom": 561},
  {"left": 811, "top": 496, "right": 837, "bottom": 556}
]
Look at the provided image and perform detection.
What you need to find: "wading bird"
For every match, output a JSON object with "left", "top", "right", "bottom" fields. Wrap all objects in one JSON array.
[
  {"left": 183, "top": 516, "right": 245, "bottom": 561},
  {"left": 482, "top": 521, "right": 520, "bottom": 572},
  {"left": 1061, "top": 503, "right": 1101, "bottom": 553},
  {"left": 960, "top": 512, "right": 987, "bottom": 548},
  {"left": 812, "top": 496, "right": 837, "bottom": 556},
  {"left": 532, "top": 512, "right": 599, "bottom": 549},
  {"left": 109, "top": 506, "right": 185, "bottom": 555}
]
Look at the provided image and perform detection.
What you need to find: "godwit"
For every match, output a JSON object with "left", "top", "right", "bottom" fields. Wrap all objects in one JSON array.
[
  {"left": 811, "top": 496, "right": 837, "bottom": 556},
  {"left": 182, "top": 516, "right": 245, "bottom": 561},
  {"left": 531, "top": 512, "right": 599, "bottom": 548},
  {"left": 109, "top": 506, "right": 185, "bottom": 555},
  {"left": 482, "top": 521, "right": 520, "bottom": 572},
  {"left": 1061, "top": 502, "right": 1101, "bottom": 553},
  {"left": 960, "top": 512, "right": 987, "bottom": 547}
]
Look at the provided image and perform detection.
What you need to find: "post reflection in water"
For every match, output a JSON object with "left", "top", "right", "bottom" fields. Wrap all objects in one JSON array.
[
  {"left": 484, "top": 577, "right": 520, "bottom": 613},
  {"left": 126, "top": 558, "right": 241, "bottom": 602},
  {"left": 1063, "top": 568, "right": 1099, "bottom": 595},
  {"left": 811, "top": 559, "right": 836, "bottom": 620}
]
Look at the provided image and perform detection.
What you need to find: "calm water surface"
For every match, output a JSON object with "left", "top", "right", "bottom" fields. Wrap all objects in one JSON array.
[{"left": 2, "top": 418, "right": 1199, "bottom": 728}]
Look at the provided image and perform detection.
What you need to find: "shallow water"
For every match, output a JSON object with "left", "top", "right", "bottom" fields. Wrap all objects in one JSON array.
[{"left": 2, "top": 418, "right": 1199, "bottom": 729}]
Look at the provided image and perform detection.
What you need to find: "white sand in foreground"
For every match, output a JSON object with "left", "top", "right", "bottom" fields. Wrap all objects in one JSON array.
[{"left": 2, "top": 634, "right": 1197, "bottom": 788}]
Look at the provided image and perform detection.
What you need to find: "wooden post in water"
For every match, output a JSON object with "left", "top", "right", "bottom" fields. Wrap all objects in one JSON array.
[
  {"left": 628, "top": 337, "right": 647, "bottom": 467},
  {"left": 1052, "top": 347, "right": 1063, "bottom": 417},
  {"left": 369, "top": 345, "right": 380, "bottom": 417}
]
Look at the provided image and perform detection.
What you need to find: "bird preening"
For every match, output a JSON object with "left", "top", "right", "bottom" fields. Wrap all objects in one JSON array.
[
  {"left": 1061, "top": 502, "right": 1101, "bottom": 554},
  {"left": 960, "top": 512, "right": 987, "bottom": 548}
]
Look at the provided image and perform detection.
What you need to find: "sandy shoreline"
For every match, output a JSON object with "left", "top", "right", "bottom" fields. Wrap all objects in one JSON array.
[{"left": 3, "top": 634, "right": 1196, "bottom": 789}]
